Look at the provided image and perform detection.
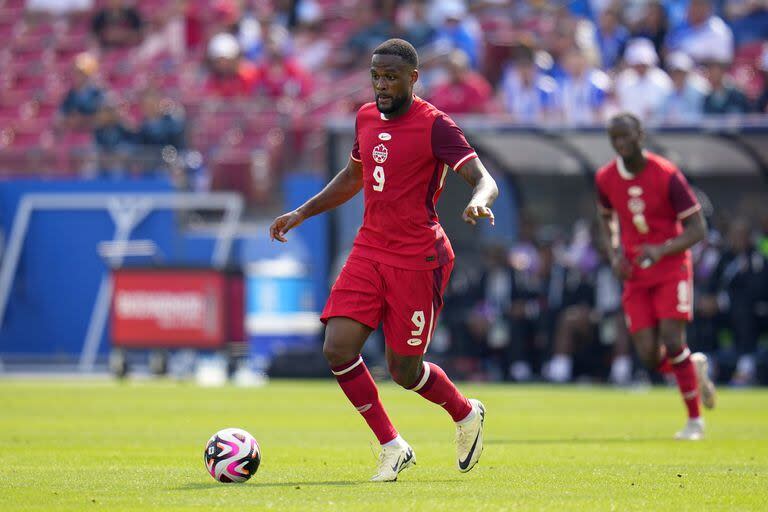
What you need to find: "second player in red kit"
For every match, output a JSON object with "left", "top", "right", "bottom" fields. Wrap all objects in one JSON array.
[
  {"left": 269, "top": 39, "right": 498, "bottom": 481},
  {"left": 596, "top": 113, "right": 717, "bottom": 440}
]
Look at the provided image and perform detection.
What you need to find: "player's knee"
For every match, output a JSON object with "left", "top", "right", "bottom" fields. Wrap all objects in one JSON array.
[
  {"left": 322, "top": 339, "right": 356, "bottom": 367},
  {"left": 387, "top": 361, "right": 419, "bottom": 388}
]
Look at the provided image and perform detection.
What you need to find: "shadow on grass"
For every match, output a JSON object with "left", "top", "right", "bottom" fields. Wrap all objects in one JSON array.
[
  {"left": 175, "top": 478, "right": 465, "bottom": 491},
  {"left": 486, "top": 437, "right": 667, "bottom": 445}
]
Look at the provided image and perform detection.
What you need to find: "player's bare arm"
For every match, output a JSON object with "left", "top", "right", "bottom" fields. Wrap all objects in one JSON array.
[
  {"left": 457, "top": 158, "right": 498, "bottom": 226},
  {"left": 636, "top": 209, "right": 707, "bottom": 266},
  {"left": 597, "top": 207, "right": 630, "bottom": 280},
  {"left": 269, "top": 157, "right": 363, "bottom": 242}
]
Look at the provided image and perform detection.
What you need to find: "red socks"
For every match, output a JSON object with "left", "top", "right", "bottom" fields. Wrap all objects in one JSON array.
[
  {"left": 668, "top": 347, "right": 701, "bottom": 419},
  {"left": 407, "top": 362, "right": 472, "bottom": 422},
  {"left": 331, "top": 356, "right": 397, "bottom": 445}
]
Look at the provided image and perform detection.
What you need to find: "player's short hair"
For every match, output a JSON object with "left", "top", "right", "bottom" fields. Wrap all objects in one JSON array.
[
  {"left": 609, "top": 112, "right": 643, "bottom": 130},
  {"left": 372, "top": 39, "right": 419, "bottom": 68}
]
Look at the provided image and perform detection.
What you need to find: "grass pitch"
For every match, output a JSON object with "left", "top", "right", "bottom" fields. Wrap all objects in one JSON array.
[{"left": 0, "top": 379, "right": 766, "bottom": 511}]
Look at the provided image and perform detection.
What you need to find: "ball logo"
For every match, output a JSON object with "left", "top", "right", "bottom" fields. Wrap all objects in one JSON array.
[
  {"left": 628, "top": 197, "right": 645, "bottom": 214},
  {"left": 372, "top": 144, "right": 388, "bottom": 164},
  {"left": 378, "top": 132, "right": 391, "bottom": 141}
]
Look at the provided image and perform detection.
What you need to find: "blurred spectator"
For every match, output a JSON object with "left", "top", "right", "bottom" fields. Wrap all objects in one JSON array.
[
  {"left": 759, "top": 212, "right": 768, "bottom": 258},
  {"left": 134, "top": 89, "right": 186, "bottom": 174},
  {"left": 702, "top": 58, "right": 753, "bottom": 114},
  {"left": 91, "top": 0, "right": 144, "bottom": 48},
  {"left": 136, "top": 0, "right": 187, "bottom": 63},
  {"left": 293, "top": 20, "right": 332, "bottom": 73},
  {"left": 703, "top": 218, "right": 768, "bottom": 385},
  {"left": 757, "top": 47, "right": 768, "bottom": 114},
  {"left": 500, "top": 51, "right": 559, "bottom": 123},
  {"left": 253, "top": 29, "right": 312, "bottom": 100},
  {"left": 427, "top": 50, "right": 493, "bottom": 114},
  {"left": 341, "top": 1, "right": 393, "bottom": 69},
  {"left": 432, "top": 1, "right": 482, "bottom": 69},
  {"left": 557, "top": 47, "right": 611, "bottom": 125},
  {"left": 616, "top": 38, "right": 673, "bottom": 120},
  {"left": 205, "top": 33, "right": 258, "bottom": 98},
  {"left": 544, "top": 251, "right": 631, "bottom": 385},
  {"left": 655, "top": 51, "right": 709, "bottom": 123},
  {"left": 395, "top": 0, "right": 436, "bottom": 50},
  {"left": 595, "top": 6, "right": 629, "bottom": 69},
  {"left": 631, "top": 1, "right": 669, "bottom": 59},
  {"left": 92, "top": 98, "right": 134, "bottom": 177},
  {"left": 725, "top": 0, "right": 768, "bottom": 47},
  {"left": 666, "top": 0, "right": 734, "bottom": 64},
  {"left": 135, "top": 90, "right": 185, "bottom": 150},
  {"left": 57, "top": 52, "right": 105, "bottom": 132},
  {"left": 464, "top": 244, "right": 516, "bottom": 380},
  {"left": 27, "top": 0, "right": 92, "bottom": 15}
]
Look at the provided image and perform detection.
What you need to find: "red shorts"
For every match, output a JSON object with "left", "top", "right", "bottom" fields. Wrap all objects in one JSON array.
[
  {"left": 622, "top": 276, "right": 693, "bottom": 334},
  {"left": 320, "top": 255, "right": 453, "bottom": 356}
]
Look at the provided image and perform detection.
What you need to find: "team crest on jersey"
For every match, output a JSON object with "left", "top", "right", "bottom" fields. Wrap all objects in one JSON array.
[
  {"left": 378, "top": 132, "right": 391, "bottom": 141},
  {"left": 372, "top": 144, "right": 388, "bottom": 163},
  {"left": 628, "top": 197, "right": 645, "bottom": 214},
  {"left": 628, "top": 186, "right": 643, "bottom": 197}
]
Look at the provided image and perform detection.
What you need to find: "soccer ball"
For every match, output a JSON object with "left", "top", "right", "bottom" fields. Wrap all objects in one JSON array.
[{"left": 204, "top": 428, "right": 261, "bottom": 483}]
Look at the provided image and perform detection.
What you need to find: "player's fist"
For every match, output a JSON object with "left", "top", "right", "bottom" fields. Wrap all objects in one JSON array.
[
  {"left": 269, "top": 210, "right": 305, "bottom": 243},
  {"left": 462, "top": 204, "right": 495, "bottom": 226},
  {"left": 635, "top": 244, "right": 665, "bottom": 268}
]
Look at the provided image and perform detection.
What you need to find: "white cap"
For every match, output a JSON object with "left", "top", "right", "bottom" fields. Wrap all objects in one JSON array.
[
  {"left": 208, "top": 32, "right": 240, "bottom": 59},
  {"left": 667, "top": 51, "right": 693, "bottom": 72},
  {"left": 436, "top": 0, "right": 467, "bottom": 22},
  {"left": 624, "top": 38, "right": 658, "bottom": 66}
]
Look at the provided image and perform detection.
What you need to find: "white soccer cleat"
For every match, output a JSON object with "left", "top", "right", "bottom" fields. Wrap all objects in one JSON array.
[
  {"left": 691, "top": 352, "right": 716, "bottom": 410},
  {"left": 456, "top": 398, "right": 485, "bottom": 473},
  {"left": 674, "top": 418, "right": 705, "bottom": 441},
  {"left": 370, "top": 441, "right": 416, "bottom": 482}
]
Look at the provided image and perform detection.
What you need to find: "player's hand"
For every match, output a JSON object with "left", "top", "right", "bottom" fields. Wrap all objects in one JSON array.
[
  {"left": 610, "top": 254, "right": 631, "bottom": 280},
  {"left": 635, "top": 244, "right": 665, "bottom": 268},
  {"left": 269, "top": 209, "right": 305, "bottom": 243},
  {"left": 462, "top": 204, "right": 495, "bottom": 226}
]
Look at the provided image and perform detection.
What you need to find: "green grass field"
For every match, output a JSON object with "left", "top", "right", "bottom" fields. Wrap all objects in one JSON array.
[{"left": 1, "top": 379, "right": 766, "bottom": 511}]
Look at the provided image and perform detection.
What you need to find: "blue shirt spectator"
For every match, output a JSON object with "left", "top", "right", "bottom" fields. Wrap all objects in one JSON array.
[
  {"left": 655, "top": 52, "right": 709, "bottom": 123},
  {"left": 557, "top": 49, "right": 611, "bottom": 125},
  {"left": 703, "top": 59, "right": 753, "bottom": 114},
  {"left": 596, "top": 7, "right": 629, "bottom": 69},
  {"left": 725, "top": 0, "right": 768, "bottom": 47},
  {"left": 501, "top": 58, "right": 559, "bottom": 123},
  {"left": 58, "top": 52, "right": 105, "bottom": 131},
  {"left": 432, "top": 2, "right": 481, "bottom": 69},
  {"left": 666, "top": 0, "right": 734, "bottom": 63}
]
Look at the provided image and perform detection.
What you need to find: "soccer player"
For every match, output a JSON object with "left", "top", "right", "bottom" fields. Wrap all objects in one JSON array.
[
  {"left": 595, "top": 113, "right": 717, "bottom": 440},
  {"left": 269, "top": 39, "right": 498, "bottom": 481}
]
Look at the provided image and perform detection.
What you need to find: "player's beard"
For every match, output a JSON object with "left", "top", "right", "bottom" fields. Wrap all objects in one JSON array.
[{"left": 376, "top": 93, "right": 407, "bottom": 115}]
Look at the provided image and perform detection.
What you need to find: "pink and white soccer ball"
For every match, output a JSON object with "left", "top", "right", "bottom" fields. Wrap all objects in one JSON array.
[{"left": 204, "top": 428, "right": 261, "bottom": 483}]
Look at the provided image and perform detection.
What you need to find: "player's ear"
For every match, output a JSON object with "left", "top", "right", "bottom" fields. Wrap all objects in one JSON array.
[{"left": 410, "top": 68, "right": 419, "bottom": 86}]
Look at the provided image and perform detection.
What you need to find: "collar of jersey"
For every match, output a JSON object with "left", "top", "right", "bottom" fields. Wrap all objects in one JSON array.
[
  {"left": 617, "top": 150, "right": 649, "bottom": 180},
  {"left": 379, "top": 95, "right": 419, "bottom": 121}
]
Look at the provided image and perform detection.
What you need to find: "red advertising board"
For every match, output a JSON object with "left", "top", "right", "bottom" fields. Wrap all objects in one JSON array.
[{"left": 111, "top": 269, "right": 228, "bottom": 349}]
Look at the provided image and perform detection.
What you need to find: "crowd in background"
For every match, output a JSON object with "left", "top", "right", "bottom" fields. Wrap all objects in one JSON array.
[
  {"left": 24, "top": 0, "right": 767, "bottom": 181},
  {"left": 2, "top": 1, "right": 768, "bottom": 383},
  {"left": 423, "top": 213, "right": 768, "bottom": 386}
]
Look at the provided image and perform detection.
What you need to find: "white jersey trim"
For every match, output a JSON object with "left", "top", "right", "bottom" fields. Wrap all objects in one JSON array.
[
  {"left": 677, "top": 204, "right": 701, "bottom": 220},
  {"left": 453, "top": 152, "right": 478, "bottom": 171}
]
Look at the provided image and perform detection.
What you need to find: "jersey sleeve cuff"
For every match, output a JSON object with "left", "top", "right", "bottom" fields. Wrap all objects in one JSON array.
[
  {"left": 452, "top": 152, "right": 478, "bottom": 171},
  {"left": 677, "top": 204, "right": 701, "bottom": 220},
  {"left": 350, "top": 152, "right": 362, "bottom": 163}
]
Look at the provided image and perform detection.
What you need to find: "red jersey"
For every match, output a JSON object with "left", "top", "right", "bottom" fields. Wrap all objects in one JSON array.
[
  {"left": 595, "top": 151, "right": 701, "bottom": 285},
  {"left": 349, "top": 96, "right": 478, "bottom": 270}
]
